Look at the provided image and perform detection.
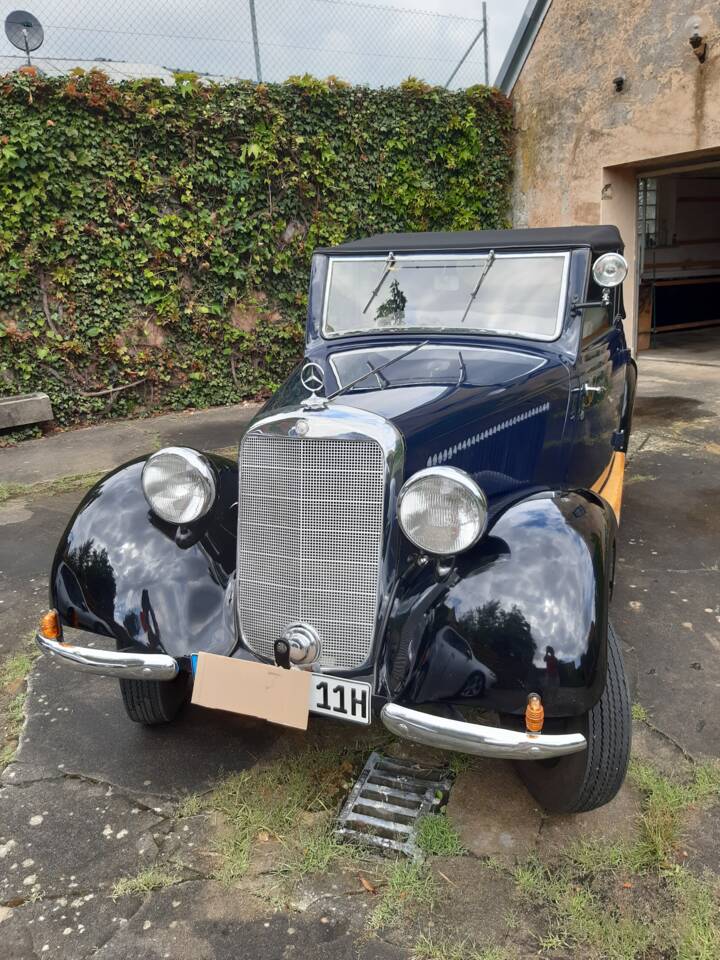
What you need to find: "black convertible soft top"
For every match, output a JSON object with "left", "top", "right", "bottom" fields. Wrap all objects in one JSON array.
[{"left": 316, "top": 225, "right": 623, "bottom": 255}]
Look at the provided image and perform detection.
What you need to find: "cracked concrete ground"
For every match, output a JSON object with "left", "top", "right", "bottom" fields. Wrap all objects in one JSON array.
[{"left": 1, "top": 332, "right": 719, "bottom": 958}]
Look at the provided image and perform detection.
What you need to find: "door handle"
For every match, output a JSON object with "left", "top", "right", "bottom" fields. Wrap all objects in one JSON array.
[
  {"left": 571, "top": 383, "right": 606, "bottom": 397},
  {"left": 571, "top": 382, "right": 605, "bottom": 420}
]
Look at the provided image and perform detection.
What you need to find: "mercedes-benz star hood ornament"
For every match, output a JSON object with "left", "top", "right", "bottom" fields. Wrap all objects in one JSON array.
[{"left": 300, "top": 361, "right": 327, "bottom": 410}]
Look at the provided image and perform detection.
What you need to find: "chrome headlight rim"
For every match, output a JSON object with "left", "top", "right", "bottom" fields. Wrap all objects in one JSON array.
[
  {"left": 592, "top": 251, "right": 628, "bottom": 289},
  {"left": 397, "top": 465, "right": 488, "bottom": 557},
  {"left": 141, "top": 446, "right": 216, "bottom": 525}
]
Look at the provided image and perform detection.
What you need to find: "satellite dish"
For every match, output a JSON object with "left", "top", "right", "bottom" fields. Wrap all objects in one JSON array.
[{"left": 5, "top": 11, "right": 44, "bottom": 65}]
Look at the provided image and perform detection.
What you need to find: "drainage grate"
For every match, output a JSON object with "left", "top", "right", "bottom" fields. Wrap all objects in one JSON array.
[{"left": 335, "top": 751, "right": 453, "bottom": 858}]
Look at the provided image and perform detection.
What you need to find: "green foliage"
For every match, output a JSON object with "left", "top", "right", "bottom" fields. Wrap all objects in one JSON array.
[
  {"left": 0, "top": 70, "right": 513, "bottom": 427},
  {"left": 416, "top": 810, "right": 466, "bottom": 857},
  {"left": 368, "top": 859, "right": 437, "bottom": 931},
  {"left": 200, "top": 738, "right": 374, "bottom": 882},
  {"left": 110, "top": 866, "right": 180, "bottom": 899}
]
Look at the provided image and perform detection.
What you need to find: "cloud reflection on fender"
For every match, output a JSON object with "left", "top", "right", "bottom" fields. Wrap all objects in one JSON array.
[
  {"left": 54, "top": 462, "right": 236, "bottom": 658},
  {"left": 447, "top": 497, "right": 599, "bottom": 670}
]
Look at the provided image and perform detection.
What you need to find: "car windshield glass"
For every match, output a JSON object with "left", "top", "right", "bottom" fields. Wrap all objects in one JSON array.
[{"left": 323, "top": 253, "right": 568, "bottom": 341}]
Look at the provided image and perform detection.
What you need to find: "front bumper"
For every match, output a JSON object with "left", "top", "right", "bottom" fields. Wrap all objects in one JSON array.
[
  {"left": 381, "top": 703, "right": 587, "bottom": 760},
  {"left": 36, "top": 632, "right": 179, "bottom": 681}
]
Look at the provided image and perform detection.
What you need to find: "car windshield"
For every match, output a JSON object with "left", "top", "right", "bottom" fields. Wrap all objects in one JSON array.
[{"left": 323, "top": 253, "right": 569, "bottom": 341}]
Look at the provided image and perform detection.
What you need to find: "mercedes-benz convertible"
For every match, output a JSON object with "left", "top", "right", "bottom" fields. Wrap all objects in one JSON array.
[{"left": 36, "top": 225, "right": 636, "bottom": 813}]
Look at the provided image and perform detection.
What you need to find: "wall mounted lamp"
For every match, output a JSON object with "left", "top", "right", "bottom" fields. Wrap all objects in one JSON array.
[{"left": 687, "top": 16, "right": 707, "bottom": 63}]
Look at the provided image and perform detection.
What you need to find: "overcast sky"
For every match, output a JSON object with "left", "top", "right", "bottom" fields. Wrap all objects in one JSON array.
[{"left": 1, "top": 0, "right": 528, "bottom": 87}]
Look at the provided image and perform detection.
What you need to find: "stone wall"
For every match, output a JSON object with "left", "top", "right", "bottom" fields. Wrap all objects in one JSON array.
[{"left": 510, "top": 0, "right": 720, "bottom": 345}]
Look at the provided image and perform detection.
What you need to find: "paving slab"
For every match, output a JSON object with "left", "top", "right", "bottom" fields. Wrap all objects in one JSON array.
[
  {"left": 536, "top": 780, "right": 642, "bottom": 858},
  {"left": 613, "top": 358, "right": 720, "bottom": 760},
  {"left": 16, "top": 656, "right": 281, "bottom": 797},
  {"left": 0, "top": 776, "right": 164, "bottom": 902},
  {"left": 0, "top": 402, "right": 259, "bottom": 487},
  {"left": 445, "top": 761, "right": 543, "bottom": 860}
]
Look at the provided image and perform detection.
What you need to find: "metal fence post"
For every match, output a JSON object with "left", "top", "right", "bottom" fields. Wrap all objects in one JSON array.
[
  {"left": 483, "top": 2, "right": 489, "bottom": 85},
  {"left": 248, "top": 0, "right": 262, "bottom": 82}
]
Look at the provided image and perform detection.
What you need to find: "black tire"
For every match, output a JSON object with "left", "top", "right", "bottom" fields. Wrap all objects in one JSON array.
[
  {"left": 119, "top": 673, "right": 190, "bottom": 725},
  {"left": 511, "top": 623, "right": 631, "bottom": 814}
]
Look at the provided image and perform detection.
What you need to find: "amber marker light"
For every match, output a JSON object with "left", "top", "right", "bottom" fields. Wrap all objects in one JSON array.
[
  {"left": 525, "top": 693, "right": 544, "bottom": 734},
  {"left": 39, "top": 609, "right": 61, "bottom": 640}
]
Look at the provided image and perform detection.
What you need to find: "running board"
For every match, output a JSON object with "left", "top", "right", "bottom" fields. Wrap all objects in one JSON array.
[{"left": 335, "top": 751, "right": 453, "bottom": 858}]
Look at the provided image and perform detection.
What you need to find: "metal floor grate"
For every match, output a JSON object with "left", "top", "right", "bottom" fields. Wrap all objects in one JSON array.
[{"left": 335, "top": 751, "right": 453, "bottom": 858}]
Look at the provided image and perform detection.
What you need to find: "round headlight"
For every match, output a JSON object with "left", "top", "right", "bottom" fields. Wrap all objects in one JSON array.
[
  {"left": 141, "top": 447, "right": 216, "bottom": 524},
  {"left": 592, "top": 252, "right": 628, "bottom": 288},
  {"left": 397, "top": 466, "right": 487, "bottom": 556}
]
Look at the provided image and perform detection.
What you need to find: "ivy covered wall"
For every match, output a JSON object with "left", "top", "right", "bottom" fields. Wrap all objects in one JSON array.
[{"left": 0, "top": 70, "right": 513, "bottom": 428}]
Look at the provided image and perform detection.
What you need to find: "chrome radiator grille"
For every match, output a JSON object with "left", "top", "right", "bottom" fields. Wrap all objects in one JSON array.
[{"left": 237, "top": 434, "right": 386, "bottom": 670}]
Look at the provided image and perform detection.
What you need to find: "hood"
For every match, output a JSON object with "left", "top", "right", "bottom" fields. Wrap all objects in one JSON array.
[{"left": 335, "top": 347, "right": 570, "bottom": 483}]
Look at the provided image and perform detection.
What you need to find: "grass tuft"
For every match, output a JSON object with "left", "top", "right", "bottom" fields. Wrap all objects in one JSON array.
[
  {"left": 416, "top": 811, "right": 466, "bottom": 857},
  {"left": 110, "top": 866, "right": 180, "bottom": 899},
  {"left": 203, "top": 738, "right": 380, "bottom": 883},
  {"left": 0, "top": 472, "right": 105, "bottom": 505},
  {"left": 277, "top": 820, "right": 360, "bottom": 881},
  {"left": 510, "top": 757, "right": 720, "bottom": 959},
  {"left": 175, "top": 792, "right": 204, "bottom": 819},
  {"left": 631, "top": 703, "right": 649, "bottom": 723},
  {"left": 412, "top": 934, "right": 514, "bottom": 960},
  {"left": 629, "top": 759, "right": 720, "bottom": 869},
  {"left": 0, "top": 643, "right": 40, "bottom": 690},
  {"left": 368, "top": 859, "right": 437, "bottom": 931}
]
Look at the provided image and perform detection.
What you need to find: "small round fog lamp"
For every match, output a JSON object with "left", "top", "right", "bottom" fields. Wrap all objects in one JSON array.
[{"left": 592, "top": 252, "right": 628, "bottom": 288}]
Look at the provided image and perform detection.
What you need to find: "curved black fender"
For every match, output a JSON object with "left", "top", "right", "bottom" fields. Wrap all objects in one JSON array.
[
  {"left": 50, "top": 453, "right": 239, "bottom": 664},
  {"left": 382, "top": 490, "right": 617, "bottom": 717}
]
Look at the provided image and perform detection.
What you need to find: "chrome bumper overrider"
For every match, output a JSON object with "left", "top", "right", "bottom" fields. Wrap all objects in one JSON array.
[
  {"left": 36, "top": 632, "right": 179, "bottom": 681},
  {"left": 381, "top": 703, "right": 587, "bottom": 760}
]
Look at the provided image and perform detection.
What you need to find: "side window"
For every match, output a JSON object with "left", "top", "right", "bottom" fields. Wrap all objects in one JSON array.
[{"left": 582, "top": 305, "right": 610, "bottom": 341}]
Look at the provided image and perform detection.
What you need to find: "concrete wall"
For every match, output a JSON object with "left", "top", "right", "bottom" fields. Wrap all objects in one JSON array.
[{"left": 510, "top": 0, "right": 720, "bottom": 347}]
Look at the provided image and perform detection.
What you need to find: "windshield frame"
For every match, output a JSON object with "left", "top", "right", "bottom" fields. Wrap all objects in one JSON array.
[{"left": 321, "top": 251, "right": 571, "bottom": 343}]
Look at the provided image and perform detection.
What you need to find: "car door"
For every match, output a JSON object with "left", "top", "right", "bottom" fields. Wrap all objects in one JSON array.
[{"left": 566, "top": 287, "right": 628, "bottom": 491}]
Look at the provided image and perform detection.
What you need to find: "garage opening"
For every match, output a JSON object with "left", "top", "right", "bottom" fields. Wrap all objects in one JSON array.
[{"left": 637, "top": 163, "right": 720, "bottom": 356}]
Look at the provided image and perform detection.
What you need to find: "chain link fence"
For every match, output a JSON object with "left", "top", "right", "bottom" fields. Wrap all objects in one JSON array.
[{"left": 0, "top": 0, "right": 489, "bottom": 88}]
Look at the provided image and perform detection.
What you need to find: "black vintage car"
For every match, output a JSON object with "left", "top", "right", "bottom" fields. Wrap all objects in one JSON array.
[{"left": 37, "top": 226, "right": 636, "bottom": 813}]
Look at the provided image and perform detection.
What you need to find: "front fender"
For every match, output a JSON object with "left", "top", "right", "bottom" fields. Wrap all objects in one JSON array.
[
  {"left": 383, "top": 490, "right": 616, "bottom": 716},
  {"left": 50, "top": 454, "right": 238, "bottom": 662}
]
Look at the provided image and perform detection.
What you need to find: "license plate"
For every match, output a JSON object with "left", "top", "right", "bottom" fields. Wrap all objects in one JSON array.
[{"left": 309, "top": 675, "right": 371, "bottom": 725}]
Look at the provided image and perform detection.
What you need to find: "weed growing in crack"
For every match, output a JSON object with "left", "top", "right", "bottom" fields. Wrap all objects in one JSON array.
[
  {"left": 631, "top": 703, "right": 649, "bottom": 723},
  {"left": 1, "top": 635, "right": 40, "bottom": 769},
  {"left": 110, "top": 867, "right": 180, "bottom": 899},
  {"left": 0, "top": 639, "right": 40, "bottom": 689},
  {"left": 276, "top": 818, "right": 361, "bottom": 881},
  {"left": 367, "top": 860, "right": 436, "bottom": 932},
  {"left": 629, "top": 758, "right": 720, "bottom": 869},
  {"left": 416, "top": 811, "right": 466, "bottom": 857},
  {"left": 199, "top": 737, "right": 383, "bottom": 883},
  {"left": 0, "top": 473, "right": 106, "bottom": 505},
  {"left": 510, "top": 758, "right": 720, "bottom": 959},
  {"left": 175, "top": 792, "right": 204, "bottom": 819},
  {"left": 412, "top": 934, "right": 515, "bottom": 960}
]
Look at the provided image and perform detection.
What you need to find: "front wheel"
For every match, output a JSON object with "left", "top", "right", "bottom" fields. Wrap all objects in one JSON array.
[
  {"left": 119, "top": 673, "right": 190, "bottom": 725},
  {"left": 510, "top": 623, "right": 631, "bottom": 814}
]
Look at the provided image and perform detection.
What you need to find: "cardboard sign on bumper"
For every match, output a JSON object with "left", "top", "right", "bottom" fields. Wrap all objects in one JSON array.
[{"left": 191, "top": 652, "right": 312, "bottom": 730}]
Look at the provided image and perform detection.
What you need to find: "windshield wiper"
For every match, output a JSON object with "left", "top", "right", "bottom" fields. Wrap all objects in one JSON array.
[
  {"left": 366, "top": 359, "right": 389, "bottom": 389},
  {"left": 327, "top": 340, "right": 429, "bottom": 401},
  {"left": 459, "top": 250, "right": 495, "bottom": 324},
  {"left": 362, "top": 251, "right": 396, "bottom": 314}
]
